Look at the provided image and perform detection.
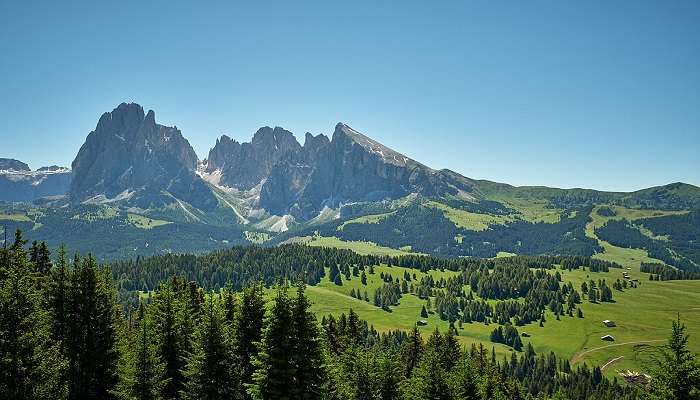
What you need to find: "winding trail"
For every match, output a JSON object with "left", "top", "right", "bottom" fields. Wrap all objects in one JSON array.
[
  {"left": 600, "top": 356, "right": 625, "bottom": 371},
  {"left": 570, "top": 339, "right": 665, "bottom": 364}
]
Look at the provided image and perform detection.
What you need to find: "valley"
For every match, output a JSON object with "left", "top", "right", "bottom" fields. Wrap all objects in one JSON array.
[{"left": 1, "top": 102, "right": 699, "bottom": 393}]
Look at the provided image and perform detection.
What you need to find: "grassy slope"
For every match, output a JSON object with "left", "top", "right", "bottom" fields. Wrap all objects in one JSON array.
[
  {"left": 303, "top": 253, "right": 700, "bottom": 378},
  {"left": 0, "top": 213, "right": 32, "bottom": 221},
  {"left": 425, "top": 201, "right": 514, "bottom": 231},
  {"left": 127, "top": 213, "right": 172, "bottom": 229},
  {"left": 585, "top": 205, "right": 684, "bottom": 268},
  {"left": 295, "top": 235, "right": 420, "bottom": 257}
]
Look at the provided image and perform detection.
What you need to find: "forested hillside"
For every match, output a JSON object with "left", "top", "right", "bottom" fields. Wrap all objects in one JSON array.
[{"left": 3, "top": 230, "right": 700, "bottom": 399}]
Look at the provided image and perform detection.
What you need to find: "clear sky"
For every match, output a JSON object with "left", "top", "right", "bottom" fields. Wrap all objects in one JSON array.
[{"left": 1, "top": 1, "right": 698, "bottom": 191}]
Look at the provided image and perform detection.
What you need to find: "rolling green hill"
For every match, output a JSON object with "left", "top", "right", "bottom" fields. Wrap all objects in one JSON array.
[{"left": 105, "top": 243, "right": 700, "bottom": 382}]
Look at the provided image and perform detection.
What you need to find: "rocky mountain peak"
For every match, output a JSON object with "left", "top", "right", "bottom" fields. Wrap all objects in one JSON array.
[
  {"left": 205, "top": 126, "right": 301, "bottom": 190},
  {"left": 69, "top": 103, "right": 213, "bottom": 209},
  {"left": 259, "top": 123, "right": 473, "bottom": 219},
  {"left": 303, "top": 132, "right": 330, "bottom": 153}
]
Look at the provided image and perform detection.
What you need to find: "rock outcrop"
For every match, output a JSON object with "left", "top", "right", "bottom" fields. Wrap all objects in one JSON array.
[{"left": 205, "top": 126, "right": 301, "bottom": 190}]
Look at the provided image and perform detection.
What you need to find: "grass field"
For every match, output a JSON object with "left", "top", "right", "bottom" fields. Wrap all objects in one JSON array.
[
  {"left": 489, "top": 196, "right": 562, "bottom": 224},
  {"left": 303, "top": 259, "right": 700, "bottom": 379},
  {"left": 297, "top": 235, "right": 420, "bottom": 257},
  {"left": 338, "top": 212, "right": 393, "bottom": 230},
  {"left": 0, "top": 213, "right": 32, "bottom": 221},
  {"left": 585, "top": 205, "right": 672, "bottom": 268},
  {"left": 127, "top": 213, "right": 172, "bottom": 229},
  {"left": 426, "top": 201, "right": 514, "bottom": 231}
]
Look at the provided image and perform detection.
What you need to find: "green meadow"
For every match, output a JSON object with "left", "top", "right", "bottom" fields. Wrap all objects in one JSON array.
[{"left": 304, "top": 238, "right": 700, "bottom": 379}]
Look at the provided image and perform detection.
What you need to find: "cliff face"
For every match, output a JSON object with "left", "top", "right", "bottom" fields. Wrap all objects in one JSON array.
[
  {"left": 69, "top": 103, "right": 216, "bottom": 210},
  {"left": 205, "top": 126, "right": 301, "bottom": 190},
  {"left": 259, "top": 123, "right": 476, "bottom": 219}
]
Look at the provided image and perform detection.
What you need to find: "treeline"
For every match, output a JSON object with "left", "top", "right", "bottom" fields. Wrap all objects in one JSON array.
[
  {"left": 641, "top": 262, "right": 700, "bottom": 281},
  {"left": 110, "top": 243, "right": 621, "bottom": 294},
  {"left": 595, "top": 219, "right": 698, "bottom": 271},
  {"left": 335, "top": 254, "right": 617, "bottom": 344},
  {"left": 2, "top": 231, "right": 699, "bottom": 399},
  {"left": 637, "top": 210, "right": 700, "bottom": 268},
  {"left": 3, "top": 204, "right": 246, "bottom": 261}
]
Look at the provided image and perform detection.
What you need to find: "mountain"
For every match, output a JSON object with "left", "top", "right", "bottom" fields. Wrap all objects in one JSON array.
[
  {"left": 259, "top": 123, "right": 478, "bottom": 219},
  {"left": 204, "top": 127, "right": 301, "bottom": 190},
  {"left": 69, "top": 103, "right": 216, "bottom": 210},
  {"left": 1, "top": 102, "right": 698, "bottom": 264},
  {"left": 0, "top": 158, "right": 30, "bottom": 171},
  {"left": 0, "top": 158, "right": 71, "bottom": 202}
]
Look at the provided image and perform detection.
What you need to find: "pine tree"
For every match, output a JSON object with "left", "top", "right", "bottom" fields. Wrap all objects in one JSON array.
[
  {"left": 182, "top": 295, "right": 237, "bottom": 400},
  {"left": 233, "top": 283, "right": 265, "bottom": 400},
  {"left": 65, "top": 255, "right": 120, "bottom": 399},
  {"left": 116, "top": 316, "right": 167, "bottom": 400},
  {"left": 403, "top": 346, "right": 451, "bottom": 400},
  {"left": 402, "top": 326, "right": 423, "bottom": 377},
  {"left": 648, "top": 315, "right": 700, "bottom": 399},
  {"left": 0, "top": 243, "right": 67, "bottom": 399},
  {"left": 420, "top": 305, "right": 428, "bottom": 318},
  {"left": 248, "top": 286, "right": 296, "bottom": 400},
  {"left": 289, "top": 282, "right": 325, "bottom": 399},
  {"left": 151, "top": 284, "right": 192, "bottom": 400}
]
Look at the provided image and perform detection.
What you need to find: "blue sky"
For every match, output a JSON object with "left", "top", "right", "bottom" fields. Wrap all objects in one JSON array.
[{"left": 1, "top": 1, "right": 698, "bottom": 191}]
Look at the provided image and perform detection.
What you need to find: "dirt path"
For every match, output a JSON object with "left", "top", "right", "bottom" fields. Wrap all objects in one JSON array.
[
  {"left": 570, "top": 339, "right": 665, "bottom": 364},
  {"left": 600, "top": 356, "right": 625, "bottom": 371}
]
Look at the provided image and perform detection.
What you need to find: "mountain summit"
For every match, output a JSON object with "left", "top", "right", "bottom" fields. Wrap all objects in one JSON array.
[
  {"left": 70, "top": 103, "right": 216, "bottom": 209},
  {"left": 205, "top": 126, "right": 301, "bottom": 190},
  {"left": 258, "top": 122, "right": 478, "bottom": 218}
]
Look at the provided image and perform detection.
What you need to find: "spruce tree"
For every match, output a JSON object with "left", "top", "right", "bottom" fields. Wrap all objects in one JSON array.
[
  {"left": 448, "top": 355, "right": 478, "bottom": 400},
  {"left": 182, "top": 295, "right": 237, "bottom": 400},
  {"left": 65, "top": 256, "right": 120, "bottom": 399},
  {"left": 233, "top": 283, "right": 265, "bottom": 399},
  {"left": 248, "top": 286, "right": 295, "bottom": 400},
  {"left": 442, "top": 328, "right": 461, "bottom": 370},
  {"left": 649, "top": 315, "right": 700, "bottom": 399},
  {"left": 116, "top": 316, "right": 167, "bottom": 400},
  {"left": 151, "top": 283, "right": 192, "bottom": 400},
  {"left": 402, "top": 326, "right": 423, "bottom": 377},
  {"left": 403, "top": 346, "right": 450, "bottom": 400},
  {"left": 47, "top": 246, "right": 69, "bottom": 348},
  {"left": 289, "top": 282, "right": 325, "bottom": 399},
  {"left": 0, "top": 243, "right": 67, "bottom": 399}
]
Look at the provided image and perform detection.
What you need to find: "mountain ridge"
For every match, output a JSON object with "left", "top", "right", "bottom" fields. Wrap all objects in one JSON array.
[{"left": 1, "top": 102, "right": 698, "bottom": 262}]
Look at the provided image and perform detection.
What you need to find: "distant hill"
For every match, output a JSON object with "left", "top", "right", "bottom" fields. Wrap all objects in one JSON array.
[{"left": 1, "top": 102, "right": 698, "bottom": 265}]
